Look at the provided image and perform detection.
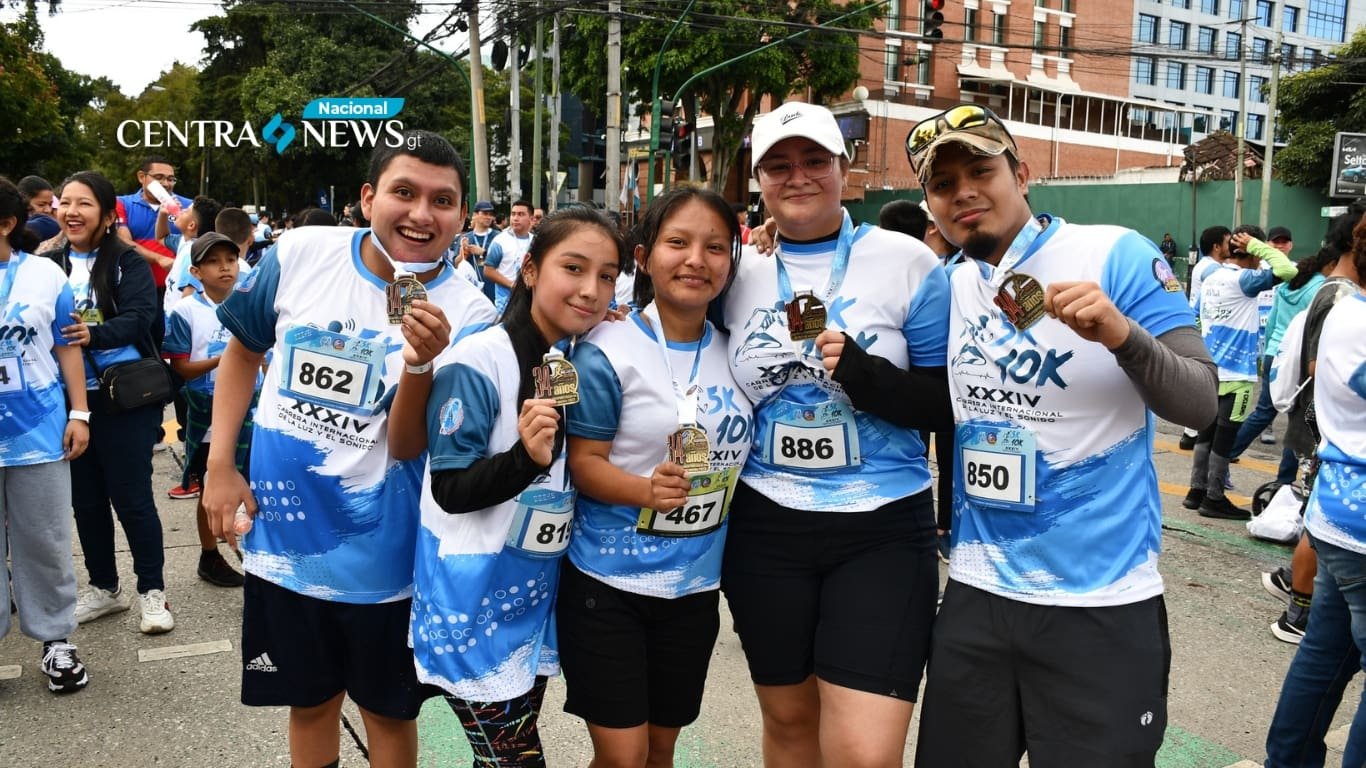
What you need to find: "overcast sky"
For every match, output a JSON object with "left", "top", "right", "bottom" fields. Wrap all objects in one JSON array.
[{"left": 3, "top": 1, "right": 472, "bottom": 97}]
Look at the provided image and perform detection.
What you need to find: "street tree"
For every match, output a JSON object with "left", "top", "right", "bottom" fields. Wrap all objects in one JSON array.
[
  {"left": 560, "top": 0, "right": 878, "bottom": 195},
  {"left": 1270, "top": 26, "right": 1366, "bottom": 194}
]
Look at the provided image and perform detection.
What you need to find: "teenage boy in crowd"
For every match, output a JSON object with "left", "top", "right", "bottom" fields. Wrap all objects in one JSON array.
[
  {"left": 482, "top": 199, "right": 533, "bottom": 313},
  {"left": 203, "top": 131, "right": 497, "bottom": 768}
]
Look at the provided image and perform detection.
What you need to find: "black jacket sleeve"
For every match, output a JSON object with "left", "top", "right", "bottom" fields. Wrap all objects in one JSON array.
[
  {"left": 430, "top": 438, "right": 550, "bottom": 515},
  {"left": 88, "top": 248, "right": 158, "bottom": 353},
  {"left": 830, "top": 333, "right": 954, "bottom": 431}
]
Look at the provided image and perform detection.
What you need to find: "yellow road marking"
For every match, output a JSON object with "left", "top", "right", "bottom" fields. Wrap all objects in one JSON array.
[{"left": 1154, "top": 438, "right": 1282, "bottom": 476}]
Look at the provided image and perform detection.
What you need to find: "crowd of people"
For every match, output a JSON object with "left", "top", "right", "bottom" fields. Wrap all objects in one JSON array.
[{"left": 1, "top": 102, "right": 1365, "bottom": 768}]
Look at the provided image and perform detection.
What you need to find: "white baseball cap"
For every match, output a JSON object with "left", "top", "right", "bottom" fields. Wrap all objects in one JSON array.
[{"left": 750, "top": 101, "right": 847, "bottom": 173}]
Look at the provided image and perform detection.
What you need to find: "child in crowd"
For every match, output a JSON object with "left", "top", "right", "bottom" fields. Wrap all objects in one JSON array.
[{"left": 163, "top": 232, "right": 254, "bottom": 587}]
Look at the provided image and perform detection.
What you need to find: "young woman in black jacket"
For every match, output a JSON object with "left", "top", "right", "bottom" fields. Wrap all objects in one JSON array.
[{"left": 47, "top": 170, "right": 173, "bottom": 635}]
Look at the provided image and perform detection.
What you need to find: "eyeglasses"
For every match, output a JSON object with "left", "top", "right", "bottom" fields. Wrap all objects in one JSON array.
[
  {"left": 754, "top": 155, "right": 838, "bottom": 185},
  {"left": 906, "top": 105, "right": 998, "bottom": 160},
  {"left": 147, "top": 173, "right": 177, "bottom": 184}
]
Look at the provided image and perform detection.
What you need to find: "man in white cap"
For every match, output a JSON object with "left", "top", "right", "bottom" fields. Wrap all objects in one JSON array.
[{"left": 906, "top": 103, "right": 1218, "bottom": 765}]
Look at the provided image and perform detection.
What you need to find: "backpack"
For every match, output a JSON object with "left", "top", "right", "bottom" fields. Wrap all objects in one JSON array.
[{"left": 1268, "top": 310, "right": 1310, "bottom": 413}]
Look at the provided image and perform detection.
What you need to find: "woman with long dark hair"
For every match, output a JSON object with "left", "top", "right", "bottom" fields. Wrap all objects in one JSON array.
[
  {"left": 47, "top": 170, "right": 172, "bottom": 634},
  {"left": 396, "top": 206, "right": 628, "bottom": 766}
]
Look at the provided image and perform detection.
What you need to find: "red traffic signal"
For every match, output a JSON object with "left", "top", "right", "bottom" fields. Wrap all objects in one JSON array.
[{"left": 924, "top": 0, "right": 945, "bottom": 39}]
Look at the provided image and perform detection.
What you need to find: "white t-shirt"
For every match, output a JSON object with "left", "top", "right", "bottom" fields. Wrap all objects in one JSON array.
[
  {"left": 0, "top": 253, "right": 77, "bottom": 466},
  {"left": 1304, "top": 293, "right": 1366, "bottom": 555},
  {"left": 485, "top": 230, "right": 533, "bottom": 311}
]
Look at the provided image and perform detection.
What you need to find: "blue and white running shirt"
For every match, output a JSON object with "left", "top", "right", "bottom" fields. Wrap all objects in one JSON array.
[
  {"left": 1304, "top": 293, "right": 1366, "bottom": 555},
  {"left": 414, "top": 325, "right": 569, "bottom": 701},
  {"left": 0, "top": 253, "right": 76, "bottom": 466},
  {"left": 723, "top": 213, "right": 949, "bottom": 512},
  {"left": 484, "top": 230, "right": 532, "bottom": 312},
  {"left": 947, "top": 218, "right": 1195, "bottom": 607},
  {"left": 1199, "top": 263, "right": 1277, "bottom": 382},
  {"left": 64, "top": 250, "right": 141, "bottom": 388},
  {"left": 566, "top": 308, "right": 754, "bottom": 598},
  {"left": 164, "top": 292, "right": 232, "bottom": 395},
  {"left": 217, "top": 226, "right": 496, "bottom": 604}
]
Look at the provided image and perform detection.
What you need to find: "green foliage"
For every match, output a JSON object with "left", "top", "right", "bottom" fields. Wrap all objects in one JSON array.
[
  {"left": 560, "top": 0, "right": 879, "bottom": 193},
  {"left": 0, "top": 8, "right": 97, "bottom": 178},
  {"left": 1272, "top": 26, "right": 1366, "bottom": 193}
]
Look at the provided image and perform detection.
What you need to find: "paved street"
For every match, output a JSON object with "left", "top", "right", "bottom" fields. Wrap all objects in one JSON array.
[{"left": 1, "top": 415, "right": 1357, "bottom": 767}]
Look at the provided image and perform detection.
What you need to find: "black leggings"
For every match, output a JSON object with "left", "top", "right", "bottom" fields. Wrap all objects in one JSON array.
[
  {"left": 1195, "top": 390, "right": 1247, "bottom": 458},
  {"left": 445, "top": 676, "right": 548, "bottom": 767},
  {"left": 920, "top": 429, "right": 955, "bottom": 531}
]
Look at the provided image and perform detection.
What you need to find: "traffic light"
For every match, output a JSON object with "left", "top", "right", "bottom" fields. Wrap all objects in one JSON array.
[
  {"left": 658, "top": 98, "right": 676, "bottom": 136},
  {"left": 924, "top": 0, "right": 945, "bottom": 40}
]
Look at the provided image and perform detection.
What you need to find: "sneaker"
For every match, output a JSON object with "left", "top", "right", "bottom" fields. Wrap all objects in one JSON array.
[
  {"left": 74, "top": 586, "right": 129, "bottom": 624},
  {"left": 1262, "top": 567, "right": 1294, "bottom": 605},
  {"left": 1182, "top": 488, "right": 1206, "bottom": 510},
  {"left": 167, "top": 481, "right": 201, "bottom": 500},
  {"left": 1199, "top": 496, "right": 1252, "bottom": 520},
  {"left": 1271, "top": 610, "right": 1308, "bottom": 644},
  {"left": 198, "top": 549, "right": 244, "bottom": 588},
  {"left": 41, "top": 641, "right": 88, "bottom": 694},
  {"left": 138, "top": 590, "right": 175, "bottom": 634},
  {"left": 1179, "top": 433, "right": 1197, "bottom": 451},
  {"left": 1261, "top": 433, "right": 1278, "bottom": 445}
]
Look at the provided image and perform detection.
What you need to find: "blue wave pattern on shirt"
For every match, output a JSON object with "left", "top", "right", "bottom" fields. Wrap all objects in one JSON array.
[
  {"left": 1203, "top": 324, "right": 1260, "bottom": 379},
  {"left": 412, "top": 526, "right": 559, "bottom": 697},
  {"left": 953, "top": 424, "right": 1160, "bottom": 598},
  {"left": 243, "top": 427, "right": 422, "bottom": 601},
  {"left": 0, "top": 381, "right": 68, "bottom": 465}
]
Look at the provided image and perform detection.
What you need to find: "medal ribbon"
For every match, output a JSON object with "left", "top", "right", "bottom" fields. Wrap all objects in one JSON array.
[
  {"left": 0, "top": 250, "right": 26, "bottom": 316},
  {"left": 369, "top": 229, "right": 442, "bottom": 278},
  {"left": 773, "top": 209, "right": 858, "bottom": 307},
  {"left": 978, "top": 215, "right": 1049, "bottom": 290},
  {"left": 642, "top": 302, "right": 706, "bottom": 426}
]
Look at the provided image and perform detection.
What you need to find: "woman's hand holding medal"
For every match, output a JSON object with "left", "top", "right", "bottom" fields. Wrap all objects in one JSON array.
[
  {"left": 400, "top": 299, "right": 451, "bottom": 368},
  {"left": 61, "top": 312, "right": 92, "bottom": 347},
  {"left": 649, "top": 461, "right": 691, "bottom": 512},
  {"left": 1044, "top": 281, "right": 1131, "bottom": 350},
  {"left": 518, "top": 398, "right": 560, "bottom": 468}
]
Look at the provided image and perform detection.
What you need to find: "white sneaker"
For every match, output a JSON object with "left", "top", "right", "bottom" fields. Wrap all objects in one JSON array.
[
  {"left": 74, "top": 586, "right": 129, "bottom": 624},
  {"left": 138, "top": 590, "right": 175, "bottom": 634}
]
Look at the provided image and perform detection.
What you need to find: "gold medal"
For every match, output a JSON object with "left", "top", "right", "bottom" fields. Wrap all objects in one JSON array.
[
  {"left": 532, "top": 354, "right": 580, "bottom": 406},
  {"left": 667, "top": 425, "right": 711, "bottom": 474},
  {"left": 78, "top": 306, "right": 104, "bottom": 325},
  {"left": 386, "top": 274, "right": 427, "bottom": 324},
  {"left": 786, "top": 291, "right": 827, "bottom": 341},
  {"left": 993, "top": 273, "right": 1045, "bottom": 330}
]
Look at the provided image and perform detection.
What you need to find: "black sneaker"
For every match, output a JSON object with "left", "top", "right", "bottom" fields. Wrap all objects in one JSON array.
[
  {"left": 1182, "top": 488, "right": 1206, "bottom": 510},
  {"left": 41, "top": 641, "right": 89, "bottom": 694},
  {"left": 1262, "top": 567, "right": 1294, "bottom": 605},
  {"left": 1271, "top": 610, "right": 1308, "bottom": 644},
  {"left": 1199, "top": 496, "right": 1252, "bottom": 520},
  {"left": 198, "top": 549, "right": 245, "bottom": 588},
  {"left": 1179, "top": 433, "right": 1197, "bottom": 450}
]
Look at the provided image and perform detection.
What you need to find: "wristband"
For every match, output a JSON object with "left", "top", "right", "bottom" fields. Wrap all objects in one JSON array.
[
  {"left": 405, "top": 361, "right": 433, "bottom": 375},
  {"left": 68, "top": 409, "right": 91, "bottom": 423}
]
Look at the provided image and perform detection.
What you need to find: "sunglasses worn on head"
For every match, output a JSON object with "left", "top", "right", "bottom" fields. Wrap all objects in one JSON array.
[{"left": 907, "top": 105, "right": 998, "bottom": 159}]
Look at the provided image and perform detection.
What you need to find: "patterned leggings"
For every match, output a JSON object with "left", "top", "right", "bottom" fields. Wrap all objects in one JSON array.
[{"left": 445, "top": 676, "right": 548, "bottom": 767}]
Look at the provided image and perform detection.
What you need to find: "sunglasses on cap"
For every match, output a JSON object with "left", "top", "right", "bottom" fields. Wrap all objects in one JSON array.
[{"left": 906, "top": 105, "right": 1017, "bottom": 173}]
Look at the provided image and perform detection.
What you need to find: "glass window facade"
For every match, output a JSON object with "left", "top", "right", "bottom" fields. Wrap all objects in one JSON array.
[
  {"left": 1225, "top": 31, "right": 1242, "bottom": 59},
  {"left": 1169, "top": 21, "right": 1190, "bottom": 49},
  {"left": 1136, "top": 56, "right": 1158, "bottom": 84},
  {"left": 1197, "top": 26, "right": 1217, "bottom": 52},
  {"left": 1168, "top": 61, "right": 1188, "bottom": 88},
  {"left": 1195, "top": 66, "right": 1215, "bottom": 93},
  {"left": 1223, "top": 70, "right": 1240, "bottom": 98},
  {"left": 1306, "top": 0, "right": 1347, "bottom": 41},
  {"left": 1200, "top": 0, "right": 1219, "bottom": 13},
  {"left": 1139, "top": 14, "right": 1160, "bottom": 43}
]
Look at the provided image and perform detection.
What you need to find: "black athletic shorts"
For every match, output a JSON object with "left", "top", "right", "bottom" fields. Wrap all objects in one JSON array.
[
  {"left": 557, "top": 561, "right": 720, "bottom": 728},
  {"left": 720, "top": 483, "right": 938, "bottom": 699},
  {"left": 240, "top": 574, "right": 434, "bottom": 720},
  {"left": 916, "top": 581, "right": 1171, "bottom": 767}
]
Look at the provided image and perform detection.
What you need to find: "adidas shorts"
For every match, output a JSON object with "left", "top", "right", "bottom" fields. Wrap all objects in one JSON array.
[{"left": 241, "top": 574, "right": 434, "bottom": 719}]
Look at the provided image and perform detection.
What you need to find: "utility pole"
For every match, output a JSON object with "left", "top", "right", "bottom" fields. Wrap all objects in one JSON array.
[
  {"left": 1258, "top": 0, "right": 1284, "bottom": 228},
  {"left": 605, "top": 0, "right": 622, "bottom": 210},
  {"left": 510, "top": 27, "right": 522, "bottom": 202},
  {"left": 1233, "top": 16, "right": 1249, "bottom": 228},
  {"left": 532, "top": 4, "right": 545, "bottom": 209},
  {"left": 468, "top": 3, "right": 491, "bottom": 203},
  {"left": 548, "top": 12, "right": 562, "bottom": 210}
]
